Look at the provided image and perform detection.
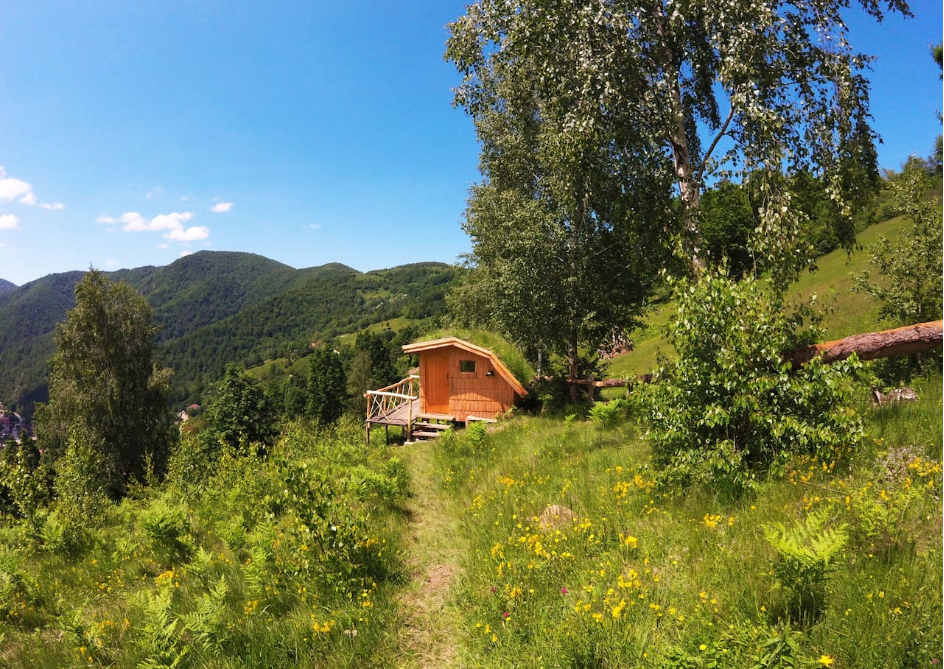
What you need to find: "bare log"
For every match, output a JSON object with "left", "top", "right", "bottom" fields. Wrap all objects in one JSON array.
[
  {"left": 785, "top": 320, "right": 943, "bottom": 366},
  {"left": 566, "top": 374, "right": 653, "bottom": 388},
  {"left": 561, "top": 321, "right": 942, "bottom": 392}
]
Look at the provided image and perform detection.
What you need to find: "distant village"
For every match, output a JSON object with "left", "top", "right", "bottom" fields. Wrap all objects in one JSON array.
[{"left": 0, "top": 402, "right": 33, "bottom": 444}]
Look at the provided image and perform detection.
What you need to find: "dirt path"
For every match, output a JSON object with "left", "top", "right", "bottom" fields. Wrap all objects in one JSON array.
[{"left": 394, "top": 441, "right": 466, "bottom": 669}]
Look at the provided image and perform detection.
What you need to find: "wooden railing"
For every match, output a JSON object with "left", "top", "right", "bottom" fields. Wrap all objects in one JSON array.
[{"left": 365, "top": 375, "right": 419, "bottom": 442}]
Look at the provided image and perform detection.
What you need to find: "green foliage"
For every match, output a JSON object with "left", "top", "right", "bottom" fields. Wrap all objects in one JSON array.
[
  {"left": 139, "top": 494, "right": 192, "bottom": 565},
  {"left": 700, "top": 180, "right": 756, "bottom": 277},
  {"left": 764, "top": 511, "right": 849, "bottom": 624},
  {"left": 447, "top": 0, "right": 903, "bottom": 288},
  {"left": 47, "top": 425, "right": 111, "bottom": 551},
  {"left": 165, "top": 429, "right": 222, "bottom": 492},
  {"left": 37, "top": 270, "right": 173, "bottom": 499},
  {"left": 587, "top": 399, "right": 628, "bottom": 429},
  {"left": 0, "top": 440, "right": 50, "bottom": 523},
  {"left": 0, "top": 419, "right": 409, "bottom": 667},
  {"left": 638, "top": 272, "right": 864, "bottom": 495},
  {"left": 205, "top": 365, "right": 277, "bottom": 453},
  {"left": 307, "top": 347, "right": 347, "bottom": 425},
  {"left": 853, "top": 162, "right": 943, "bottom": 326},
  {"left": 437, "top": 422, "right": 492, "bottom": 461}
]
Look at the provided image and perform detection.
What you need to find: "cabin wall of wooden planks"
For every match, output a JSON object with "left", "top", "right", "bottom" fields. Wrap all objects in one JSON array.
[{"left": 417, "top": 346, "right": 518, "bottom": 421}]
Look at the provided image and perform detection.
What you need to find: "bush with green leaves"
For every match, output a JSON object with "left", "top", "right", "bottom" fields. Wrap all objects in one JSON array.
[
  {"left": 588, "top": 398, "right": 628, "bottom": 429},
  {"left": 0, "top": 441, "right": 50, "bottom": 524},
  {"left": 46, "top": 426, "right": 111, "bottom": 552},
  {"left": 638, "top": 272, "right": 864, "bottom": 494}
]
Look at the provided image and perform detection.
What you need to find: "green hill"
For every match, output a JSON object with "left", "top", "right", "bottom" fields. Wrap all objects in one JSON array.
[
  {"left": 0, "top": 278, "right": 16, "bottom": 297},
  {"left": 0, "top": 253, "right": 459, "bottom": 414},
  {"left": 607, "top": 215, "right": 912, "bottom": 379}
]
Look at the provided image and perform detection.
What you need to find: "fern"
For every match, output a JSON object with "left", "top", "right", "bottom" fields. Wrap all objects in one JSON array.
[
  {"left": 135, "top": 589, "right": 189, "bottom": 669},
  {"left": 763, "top": 511, "right": 848, "bottom": 623},
  {"left": 181, "top": 575, "right": 229, "bottom": 655}
]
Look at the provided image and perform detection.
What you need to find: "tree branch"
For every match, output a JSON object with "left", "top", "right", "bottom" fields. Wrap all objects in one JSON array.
[{"left": 698, "top": 104, "right": 735, "bottom": 180}]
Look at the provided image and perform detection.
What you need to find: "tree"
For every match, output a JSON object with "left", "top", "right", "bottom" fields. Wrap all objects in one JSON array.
[
  {"left": 307, "top": 347, "right": 347, "bottom": 425},
  {"left": 853, "top": 162, "right": 943, "bottom": 327},
  {"left": 205, "top": 365, "right": 278, "bottom": 452},
  {"left": 446, "top": 8, "right": 672, "bottom": 393},
  {"left": 700, "top": 180, "right": 755, "bottom": 276},
  {"left": 38, "top": 270, "right": 172, "bottom": 499},
  {"left": 447, "top": 0, "right": 906, "bottom": 282}
]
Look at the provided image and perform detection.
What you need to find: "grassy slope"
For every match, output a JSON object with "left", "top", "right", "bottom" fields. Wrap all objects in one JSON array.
[
  {"left": 425, "top": 373, "right": 942, "bottom": 668},
  {"left": 608, "top": 216, "right": 910, "bottom": 378}
]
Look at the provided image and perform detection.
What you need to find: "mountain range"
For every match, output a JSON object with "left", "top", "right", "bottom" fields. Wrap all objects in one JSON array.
[{"left": 0, "top": 251, "right": 459, "bottom": 415}]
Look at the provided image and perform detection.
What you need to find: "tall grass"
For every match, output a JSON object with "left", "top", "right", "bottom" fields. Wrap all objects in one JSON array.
[
  {"left": 431, "top": 373, "right": 942, "bottom": 667},
  {"left": 0, "top": 418, "right": 409, "bottom": 668}
]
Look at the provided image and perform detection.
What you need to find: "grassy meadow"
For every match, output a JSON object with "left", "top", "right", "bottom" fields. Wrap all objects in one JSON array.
[
  {"left": 0, "top": 372, "right": 939, "bottom": 667},
  {"left": 430, "top": 373, "right": 942, "bottom": 668}
]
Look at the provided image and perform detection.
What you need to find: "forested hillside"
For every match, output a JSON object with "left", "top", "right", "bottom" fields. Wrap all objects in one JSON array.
[
  {"left": 0, "top": 278, "right": 16, "bottom": 297},
  {"left": 0, "top": 252, "right": 459, "bottom": 414}
]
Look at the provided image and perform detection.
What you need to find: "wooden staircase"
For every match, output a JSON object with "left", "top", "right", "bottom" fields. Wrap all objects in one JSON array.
[{"left": 410, "top": 413, "right": 455, "bottom": 441}]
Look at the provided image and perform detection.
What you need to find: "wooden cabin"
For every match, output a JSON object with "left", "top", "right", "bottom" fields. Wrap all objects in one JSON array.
[
  {"left": 364, "top": 337, "right": 528, "bottom": 442},
  {"left": 401, "top": 337, "right": 528, "bottom": 422}
]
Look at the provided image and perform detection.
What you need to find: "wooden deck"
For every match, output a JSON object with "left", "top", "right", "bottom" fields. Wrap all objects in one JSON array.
[
  {"left": 365, "top": 376, "right": 420, "bottom": 443},
  {"left": 366, "top": 398, "right": 420, "bottom": 428}
]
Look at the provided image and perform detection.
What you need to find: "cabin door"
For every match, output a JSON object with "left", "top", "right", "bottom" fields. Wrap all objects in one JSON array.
[{"left": 423, "top": 351, "right": 450, "bottom": 415}]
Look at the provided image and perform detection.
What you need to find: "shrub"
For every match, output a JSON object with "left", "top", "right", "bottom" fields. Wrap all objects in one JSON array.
[
  {"left": 0, "top": 441, "right": 50, "bottom": 523},
  {"left": 637, "top": 272, "right": 864, "bottom": 495},
  {"left": 166, "top": 429, "right": 223, "bottom": 492},
  {"left": 139, "top": 494, "right": 192, "bottom": 564},
  {"left": 48, "top": 426, "right": 110, "bottom": 551},
  {"left": 588, "top": 399, "right": 627, "bottom": 429}
]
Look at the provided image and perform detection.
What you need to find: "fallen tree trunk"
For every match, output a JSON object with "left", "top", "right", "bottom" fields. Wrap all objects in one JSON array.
[
  {"left": 567, "top": 377, "right": 646, "bottom": 388},
  {"left": 566, "top": 320, "right": 943, "bottom": 390},
  {"left": 785, "top": 320, "right": 943, "bottom": 366}
]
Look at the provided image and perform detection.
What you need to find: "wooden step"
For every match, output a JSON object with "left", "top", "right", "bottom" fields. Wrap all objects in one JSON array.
[
  {"left": 417, "top": 413, "right": 456, "bottom": 422},
  {"left": 414, "top": 421, "right": 451, "bottom": 431},
  {"left": 465, "top": 415, "right": 497, "bottom": 424},
  {"left": 412, "top": 430, "right": 443, "bottom": 440}
]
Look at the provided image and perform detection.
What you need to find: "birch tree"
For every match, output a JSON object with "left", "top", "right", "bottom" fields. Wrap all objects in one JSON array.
[{"left": 447, "top": 0, "right": 908, "bottom": 281}]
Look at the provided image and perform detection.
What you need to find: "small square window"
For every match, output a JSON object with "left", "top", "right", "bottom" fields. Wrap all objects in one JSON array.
[{"left": 460, "top": 359, "right": 476, "bottom": 373}]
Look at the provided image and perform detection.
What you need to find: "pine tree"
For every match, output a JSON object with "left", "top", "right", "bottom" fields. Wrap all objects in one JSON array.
[{"left": 307, "top": 347, "right": 347, "bottom": 425}]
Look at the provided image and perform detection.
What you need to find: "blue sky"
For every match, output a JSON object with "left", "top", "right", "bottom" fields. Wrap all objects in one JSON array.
[{"left": 1, "top": 0, "right": 941, "bottom": 286}]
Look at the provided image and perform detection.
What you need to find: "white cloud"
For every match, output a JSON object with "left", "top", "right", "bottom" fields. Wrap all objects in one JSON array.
[
  {"left": 41, "top": 202, "right": 65, "bottom": 210},
  {"left": 0, "top": 171, "right": 34, "bottom": 204},
  {"left": 97, "top": 210, "right": 209, "bottom": 244},
  {"left": 179, "top": 250, "right": 193, "bottom": 258},
  {"left": 210, "top": 201, "right": 233, "bottom": 213},
  {"left": 105, "top": 259, "right": 120, "bottom": 268},
  {"left": 157, "top": 242, "right": 169, "bottom": 250},
  {"left": 0, "top": 214, "right": 20, "bottom": 230},
  {"left": 165, "top": 225, "right": 210, "bottom": 242},
  {"left": 302, "top": 223, "right": 322, "bottom": 230},
  {"left": 148, "top": 212, "right": 193, "bottom": 232}
]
